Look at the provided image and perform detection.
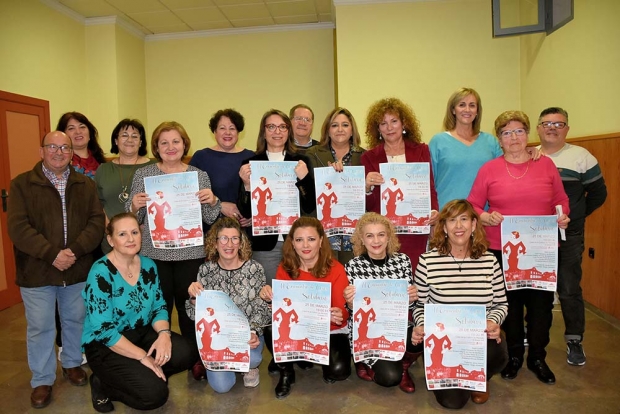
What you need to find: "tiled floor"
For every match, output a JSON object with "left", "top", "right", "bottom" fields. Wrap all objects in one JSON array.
[{"left": 1, "top": 302, "right": 619, "bottom": 413}]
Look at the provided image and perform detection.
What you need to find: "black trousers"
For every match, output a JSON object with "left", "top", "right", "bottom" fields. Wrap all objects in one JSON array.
[
  {"left": 371, "top": 325, "right": 422, "bottom": 387},
  {"left": 85, "top": 326, "right": 194, "bottom": 410}
]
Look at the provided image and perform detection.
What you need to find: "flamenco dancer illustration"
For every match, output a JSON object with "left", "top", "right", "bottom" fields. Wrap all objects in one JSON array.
[
  {"left": 273, "top": 298, "right": 299, "bottom": 342},
  {"left": 354, "top": 296, "right": 377, "bottom": 342},
  {"left": 147, "top": 191, "right": 172, "bottom": 234},
  {"left": 382, "top": 178, "right": 404, "bottom": 218},
  {"left": 197, "top": 307, "right": 221, "bottom": 355},
  {"left": 425, "top": 322, "right": 452, "bottom": 368},
  {"left": 502, "top": 231, "right": 527, "bottom": 272},
  {"left": 252, "top": 176, "right": 273, "bottom": 218},
  {"left": 317, "top": 182, "right": 338, "bottom": 221}
]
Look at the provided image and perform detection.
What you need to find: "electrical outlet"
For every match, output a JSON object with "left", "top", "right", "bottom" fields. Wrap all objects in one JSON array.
[{"left": 588, "top": 248, "right": 595, "bottom": 259}]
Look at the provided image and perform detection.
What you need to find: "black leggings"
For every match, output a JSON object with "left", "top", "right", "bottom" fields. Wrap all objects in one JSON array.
[{"left": 371, "top": 325, "right": 422, "bottom": 387}]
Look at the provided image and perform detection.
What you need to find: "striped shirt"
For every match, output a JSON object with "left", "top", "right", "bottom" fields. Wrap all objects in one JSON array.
[
  {"left": 42, "top": 165, "right": 70, "bottom": 245},
  {"left": 413, "top": 249, "right": 507, "bottom": 326}
]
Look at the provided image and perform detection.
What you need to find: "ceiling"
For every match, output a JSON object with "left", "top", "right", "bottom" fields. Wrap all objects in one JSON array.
[{"left": 53, "top": 0, "right": 335, "bottom": 36}]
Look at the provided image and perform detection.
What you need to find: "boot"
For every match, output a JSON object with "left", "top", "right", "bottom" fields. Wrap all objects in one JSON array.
[
  {"left": 355, "top": 362, "right": 374, "bottom": 382},
  {"left": 471, "top": 382, "right": 490, "bottom": 404},
  {"left": 191, "top": 360, "right": 206, "bottom": 381},
  {"left": 275, "top": 364, "right": 295, "bottom": 399},
  {"left": 399, "top": 351, "right": 421, "bottom": 393}
]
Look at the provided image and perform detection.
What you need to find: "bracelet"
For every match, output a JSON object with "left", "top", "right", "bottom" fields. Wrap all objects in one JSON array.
[
  {"left": 157, "top": 329, "right": 172, "bottom": 335},
  {"left": 138, "top": 353, "right": 148, "bottom": 361}
]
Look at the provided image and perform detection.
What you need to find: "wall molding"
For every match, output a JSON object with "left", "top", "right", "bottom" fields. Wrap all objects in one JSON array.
[
  {"left": 333, "top": 0, "right": 443, "bottom": 5},
  {"left": 39, "top": 0, "right": 85, "bottom": 24}
]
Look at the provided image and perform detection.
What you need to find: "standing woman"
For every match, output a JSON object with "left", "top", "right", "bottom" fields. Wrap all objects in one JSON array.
[
  {"left": 238, "top": 109, "right": 316, "bottom": 285},
  {"left": 95, "top": 119, "right": 154, "bottom": 253},
  {"left": 259, "top": 217, "right": 350, "bottom": 399},
  {"left": 190, "top": 109, "right": 254, "bottom": 223},
  {"left": 362, "top": 98, "right": 439, "bottom": 268},
  {"left": 306, "top": 107, "right": 366, "bottom": 265},
  {"left": 467, "top": 111, "right": 569, "bottom": 385},
  {"left": 57, "top": 112, "right": 106, "bottom": 179},
  {"left": 186, "top": 217, "right": 271, "bottom": 389},
  {"left": 127, "top": 121, "right": 221, "bottom": 353},
  {"left": 343, "top": 212, "right": 422, "bottom": 393}
]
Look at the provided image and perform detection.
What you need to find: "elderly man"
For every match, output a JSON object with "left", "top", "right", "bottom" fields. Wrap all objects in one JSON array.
[
  {"left": 8, "top": 131, "right": 105, "bottom": 408},
  {"left": 290, "top": 104, "right": 318, "bottom": 151},
  {"left": 537, "top": 107, "right": 607, "bottom": 366}
]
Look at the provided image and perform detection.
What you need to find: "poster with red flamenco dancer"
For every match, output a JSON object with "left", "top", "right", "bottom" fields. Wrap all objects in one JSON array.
[
  {"left": 195, "top": 291, "right": 251, "bottom": 372},
  {"left": 352, "top": 279, "right": 408, "bottom": 362},
  {"left": 272, "top": 280, "right": 331, "bottom": 365},
  {"left": 424, "top": 304, "right": 487, "bottom": 392},
  {"left": 500, "top": 216, "right": 558, "bottom": 291},
  {"left": 249, "top": 161, "right": 301, "bottom": 236},
  {"left": 379, "top": 163, "right": 431, "bottom": 234},
  {"left": 144, "top": 172, "right": 203, "bottom": 248}
]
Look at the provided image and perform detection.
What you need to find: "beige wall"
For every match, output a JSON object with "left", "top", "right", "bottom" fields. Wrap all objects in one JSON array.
[{"left": 145, "top": 28, "right": 335, "bottom": 153}]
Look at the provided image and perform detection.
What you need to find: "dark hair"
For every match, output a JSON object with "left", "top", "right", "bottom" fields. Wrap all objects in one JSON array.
[
  {"left": 110, "top": 119, "right": 148, "bottom": 156},
  {"left": 151, "top": 121, "right": 191, "bottom": 162},
  {"left": 289, "top": 104, "right": 314, "bottom": 120},
  {"left": 204, "top": 217, "right": 252, "bottom": 262},
  {"left": 255, "top": 109, "right": 296, "bottom": 155},
  {"left": 209, "top": 109, "right": 245, "bottom": 133},
  {"left": 56, "top": 112, "right": 106, "bottom": 164},
  {"left": 281, "top": 217, "right": 333, "bottom": 279},
  {"left": 538, "top": 107, "right": 569, "bottom": 124},
  {"left": 429, "top": 199, "right": 488, "bottom": 259},
  {"left": 106, "top": 212, "right": 140, "bottom": 237}
]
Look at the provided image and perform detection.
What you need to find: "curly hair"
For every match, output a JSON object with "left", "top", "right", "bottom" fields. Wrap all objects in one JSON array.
[
  {"left": 209, "top": 109, "right": 245, "bottom": 133},
  {"left": 429, "top": 199, "right": 488, "bottom": 259},
  {"left": 150, "top": 121, "right": 191, "bottom": 162},
  {"left": 281, "top": 217, "right": 333, "bottom": 279},
  {"left": 204, "top": 217, "right": 252, "bottom": 262},
  {"left": 494, "top": 110, "right": 530, "bottom": 138},
  {"left": 365, "top": 98, "right": 422, "bottom": 149},
  {"left": 255, "top": 109, "right": 296, "bottom": 155},
  {"left": 351, "top": 212, "right": 401, "bottom": 257},
  {"left": 443, "top": 87, "right": 483, "bottom": 135},
  {"left": 56, "top": 112, "right": 106, "bottom": 164},
  {"left": 110, "top": 119, "right": 148, "bottom": 156},
  {"left": 318, "top": 107, "right": 362, "bottom": 148}
]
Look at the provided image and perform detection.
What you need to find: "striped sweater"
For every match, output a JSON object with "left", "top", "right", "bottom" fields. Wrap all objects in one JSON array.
[{"left": 413, "top": 250, "right": 507, "bottom": 326}]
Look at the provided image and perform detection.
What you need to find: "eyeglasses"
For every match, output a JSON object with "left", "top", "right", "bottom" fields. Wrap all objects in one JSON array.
[
  {"left": 292, "top": 116, "right": 313, "bottom": 124},
  {"left": 217, "top": 236, "right": 241, "bottom": 245},
  {"left": 500, "top": 128, "right": 527, "bottom": 138},
  {"left": 42, "top": 144, "right": 72, "bottom": 154},
  {"left": 119, "top": 133, "right": 141, "bottom": 141},
  {"left": 265, "top": 124, "right": 289, "bottom": 132},
  {"left": 539, "top": 121, "right": 567, "bottom": 129}
]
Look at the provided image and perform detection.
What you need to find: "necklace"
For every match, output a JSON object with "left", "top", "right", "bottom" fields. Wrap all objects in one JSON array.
[
  {"left": 113, "top": 251, "right": 135, "bottom": 278},
  {"left": 505, "top": 159, "right": 530, "bottom": 180},
  {"left": 117, "top": 157, "right": 139, "bottom": 203},
  {"left": 449, "top": 252, "right": 467, "bottom": 272}
]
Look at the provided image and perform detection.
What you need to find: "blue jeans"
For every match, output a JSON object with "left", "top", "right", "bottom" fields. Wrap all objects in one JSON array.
[
  {"left": 206, "top": 336, "right": 264, "bottom": 393},
  {"left": 20, "top": 283, "right": 86, "bottom": 388}
]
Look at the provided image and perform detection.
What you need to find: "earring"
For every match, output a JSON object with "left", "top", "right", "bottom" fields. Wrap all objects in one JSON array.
[
  {"left": 402, "top": 129, "right": 406, "bottom": 135},
  {"left": 379, "top": 133, "right": 383, "bottom": 140},
  {"left": 444, "top": 232, "right": 448, "bottom": 238}
]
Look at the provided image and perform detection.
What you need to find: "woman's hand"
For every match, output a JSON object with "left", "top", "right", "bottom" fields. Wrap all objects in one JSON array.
[
  {"left": 428, "top": 209, "right": 439, "bottom": 226},
  {"left": 239, "top": 217, "right": 252, "bottom": 227},
  {"left": 248, "top": 332, "right": 260, "bottom": 349},
  {"left": 140, "top": 355, "right": 166, "bottom": 381},
  {"left": 557, "top": 213, "right": 570, "bottom": 229},
  {"left": 330, "top": 307, "right": 343, "bottom": 326},
  {"left": 481, "top": 211, "right": 504, "bottom": 227},
  {"left": 220, "top": 201, "right": 242, "bottom": 220},
  {"left": 328, "top": 160, "right": 344, "bottom": 173},
  {"left": 260, "top": 285, "right": 273, "bottom": 302},
  {"left": 131, "top": 192, "right": 150, "bottom": 213},
  {"left": 294, "top": 160, "right": 309, "bottom": 180},
  {"left": 407, "top": 285, "right": 418, "bottom": 304},
  {"left": 188, "top": 282, "right": 204, "bottom": 300},
  {"left": 197, "top": 188, "right": 218, "bottom": 206},
  {"left": 411, "top": 325, "right": 424, "bottom": 346},
  {"left": 148, "top": 332, "right": 172, "bottom": 367},
  {"left": 365, "top": 172, "right": 384, "bottom": 192},
  {"left": 343, "top": 285, "right": 356, "bottom": 309},
  {"left": 486, "top": 320, "right": 502, "bottom": 344},
  {"left": 239, "top": 164, "right": 251, "bottom": 190}
]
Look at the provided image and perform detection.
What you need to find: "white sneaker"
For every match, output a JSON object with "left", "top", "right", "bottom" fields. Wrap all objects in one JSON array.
[{"left": 243, "top": 368, "right": 260, "bottom": 388}]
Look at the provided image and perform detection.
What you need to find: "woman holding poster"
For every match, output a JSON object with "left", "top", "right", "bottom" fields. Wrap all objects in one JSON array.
[
  {"left": 343, "top": 212, "right": 422, "bottom": 393},
  {"left": 412, "top": 199, "right": 508, "bottom": 408},
  {"left": 259, "top": 217, "right": 350, "bottom": 399},
  {"left": 187, "top": 217, "right": 270, "bottom": 391}
]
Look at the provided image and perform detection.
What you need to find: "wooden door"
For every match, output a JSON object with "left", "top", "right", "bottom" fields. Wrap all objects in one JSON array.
[{"left": 0, "top": 91, "right": 50, "bottom": 310}]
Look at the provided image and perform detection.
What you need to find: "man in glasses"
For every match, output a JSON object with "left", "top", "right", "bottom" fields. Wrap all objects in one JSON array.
[
  {"left": 537, "top": 107, "right": 607, "bottom": 367},
  {"left": 290, "top": 104, "right": 319, "bottom": 151},
  {"left": 7, "top": 131, "right": 105, "bottom": 408}
]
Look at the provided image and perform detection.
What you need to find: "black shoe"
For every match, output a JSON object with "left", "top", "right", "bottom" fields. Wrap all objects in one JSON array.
[
  {"left": 322, "top": 375, "right": 336, "bottom": 384},
  {"left": 501, "top": 357, "right": 523, "bottom": 380},
  {"left": 268, "top": 358, "right": 279, "bottom": 375},
  {"left": 275, "top": 368, "right": 295, "bottom": 399},
  {"left": 90, "top": 374, "right": 114, "bottom": 413},
  {"left": 527, "top": 359, "right": 556, "bottom": 384},
  {"left": 296, "top": 360, "right": 314, "bottom": 370}
]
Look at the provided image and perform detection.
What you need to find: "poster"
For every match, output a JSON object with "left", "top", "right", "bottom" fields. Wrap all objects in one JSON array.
[
  {"left": 314, "top": 166, "right": 365, "bottom": 237},
  {"left": 195, "top": 290, "right": 251, "bottom": 372},
  {"left": 143, "top": 171, "right": 203, "bottom": 249},
  {"left": 379, "top": 163, "right": 431, "bottom": 234},
  {"left": 272, "top": 280, "right": 331, "bottom": 365},
  {"left": 352, "top": 279, "right": 408, "bottom": 362},
  {"left": 249, "top": 161, "right": 300, "bottom": 236},
  {"left": 424, "top": 304, "right": 487, "bottom": 392},
  {"left": 500, "top": 216, "right": 558, "bottom": 291}
]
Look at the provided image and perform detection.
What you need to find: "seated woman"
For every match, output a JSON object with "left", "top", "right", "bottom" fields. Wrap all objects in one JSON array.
[
  {"left": 411, "top": 200, "right": 508, "bottom": 409},
  {"left": 260, "top": 217, "right": 351, "bottom": 399},
  {"left": 82, "top": 213, "right": 193, "bottom": 412},
  {"left": 186, "top": 217, "right": 271, "bottom": 392},
  {"left": 343, "top": 212, "right": 422, "bottom": 393}
]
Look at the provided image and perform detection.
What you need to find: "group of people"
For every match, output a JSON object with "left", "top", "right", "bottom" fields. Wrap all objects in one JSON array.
[{"left": 7, "top": 89, "right": 606, "bottom": 411}]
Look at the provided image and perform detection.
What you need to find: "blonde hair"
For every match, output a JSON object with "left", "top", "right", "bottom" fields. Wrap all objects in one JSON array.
[
  {"left": 443, "top": 87, "right": 483, "bottom": 135},
  {"left": 204, "top": 218, "right": 252, "bottom": 262},
  {"left": 351, "top": 212, "right": 401, "bottom": 257}
]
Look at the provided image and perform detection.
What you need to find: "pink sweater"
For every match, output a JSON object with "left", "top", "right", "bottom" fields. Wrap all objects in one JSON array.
[{"left": 467, "top": 156, "right": 569, "bottom": 250}]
